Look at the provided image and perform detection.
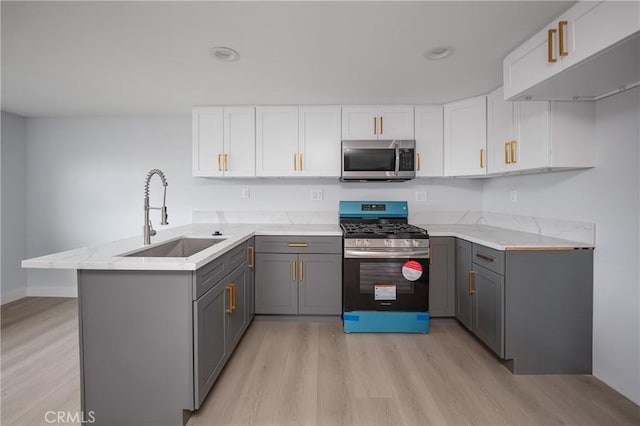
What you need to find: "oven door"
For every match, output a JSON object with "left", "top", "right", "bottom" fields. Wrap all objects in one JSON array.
[{"left": 343, "top": 250, "right": 429, "bottom": 312}]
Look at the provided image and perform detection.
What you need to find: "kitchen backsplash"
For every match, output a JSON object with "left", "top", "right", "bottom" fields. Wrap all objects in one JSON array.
[{"left": 192, "top": 209, "right": 595, "bottom": 245}]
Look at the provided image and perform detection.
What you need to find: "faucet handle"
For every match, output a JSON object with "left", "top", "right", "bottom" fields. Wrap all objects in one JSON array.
[{"left": 161, "top": 207, "right": 168, "bottom": 225}]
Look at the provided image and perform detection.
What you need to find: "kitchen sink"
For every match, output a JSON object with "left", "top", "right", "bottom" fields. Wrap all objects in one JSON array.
[{"left": 122, "top": 237, "right": 227, "bottom": 258}]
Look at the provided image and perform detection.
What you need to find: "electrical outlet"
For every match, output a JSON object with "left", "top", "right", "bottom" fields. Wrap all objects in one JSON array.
[
  {"left": 311, "top": 189, "right": 323, "bottom": 201},
  {"left": 241, "top": 188, "right": 250, "bottom": 199},
  {"left": 510, "top": 190, "right": 518, "bottom": 203},
  {"left": 415, "top": 191, "right": 427, "bottom": 202}
]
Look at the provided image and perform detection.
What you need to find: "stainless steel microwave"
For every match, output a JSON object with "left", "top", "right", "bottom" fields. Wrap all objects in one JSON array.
[{"left": 341, "top": 140, "right": 416, "bottom": 181}]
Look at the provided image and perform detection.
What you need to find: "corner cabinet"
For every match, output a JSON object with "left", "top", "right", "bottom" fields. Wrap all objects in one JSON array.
[
  {"left": 487, "top": 86, "right": 595, "bottom": 174},
  {"left": 414, "top": 105, "right": 444, "bottom": 177},
  {"left": 455, "top": 238, "right": 593, "bottom": 374},
  {"left": 342, "top": 105, "right": 414, "bottom": 140},
  {"left": 256, "top": 106, "right": 341, "bottom": 177},
  {"left": 255, "top": 236, "right": 342, "bottom": 315},
  {"left": 444, "top": 96, "right": 487, "bottom": 176},
  {"left": 504, "top": 1, "right": 640, "bottom": 101},
  {"left": 192, "top": 107, "right": 256, "bottom": 177}
]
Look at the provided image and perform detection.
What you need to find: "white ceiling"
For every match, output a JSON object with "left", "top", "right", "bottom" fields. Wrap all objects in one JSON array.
[{"left": 1, "top": 1, "right": 573, "bottom": 117}]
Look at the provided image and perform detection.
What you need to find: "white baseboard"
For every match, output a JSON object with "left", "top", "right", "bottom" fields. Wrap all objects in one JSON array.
[
  {"left": 1, "top": 287, "right": 28, "bottom": 305},
  {"left": 26, "top": 286, "right": 77, "bottom": 298}
]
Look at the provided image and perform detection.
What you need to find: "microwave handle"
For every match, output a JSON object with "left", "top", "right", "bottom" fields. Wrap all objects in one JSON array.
[{"left": 394, "top": 146, "right": 400, "bottom": 176}]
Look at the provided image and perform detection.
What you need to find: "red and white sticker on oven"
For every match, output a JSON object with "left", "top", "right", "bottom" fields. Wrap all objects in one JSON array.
[{"left": 402, "top": 260, "right": 423, "bottom": 281}]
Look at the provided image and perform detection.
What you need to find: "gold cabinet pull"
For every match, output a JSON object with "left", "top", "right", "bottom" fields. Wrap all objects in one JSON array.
[
  {"left": 468, "top": 270, "right": 476, "bottom": 295},
  {"left": 558, "top": 20, "right": 568, "bottom": 56},
  {"left": 548, "top": 28, "right": 557, "bottom": 63},
  {"left": 299, "top": 153, "right": 303, "bottom": 171},
  {"left": 232, "top": 283, "right": 236, "bottom": 310},
  {"left": 248, "top": 246, "right": 254, "bottom": 268},
  {"left": 287, "top": 243, "right": 308, "bottom": 247},
  {"left": 380, "top": 116, "right": 383, "bottom": 134},
  {"left": 224, "top": 154, "right": 228, "bottom": 171},
  {"left": 299, "top": 261, "right": 303, "bottom": 281},
  {"left": 429, "top": 250, "right": 432, "bottom": 265},
  {"left": 373, "top": 117, "right": 377, "bottom": 135},
  {"left": 293, "top": 153, "right": 297, "bottom": 171},
  {"left": 511, "top": 141, "right": 517, "bottom": 164},
  {"left": 217, "top": 154, "right": 222, "bottom": 171},
  {"left": 505, "top": 142, "right": 510, "bottom": 164},
  {"left": 292, "top": 261, "right": 297, "bottom": 281},
  {"left": 225, "top": 285, "right": 233, "bottom": 313},
  {"left": 480, "top": 149, "right": 485, "bottom": 169},
  {"left": 417, "top": 153, "right": 421, "bottom": 171}
]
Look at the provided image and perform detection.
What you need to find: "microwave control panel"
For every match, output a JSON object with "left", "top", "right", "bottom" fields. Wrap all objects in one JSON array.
[{"left": 398, "top": 149, "right": 415, "bottom": 171}]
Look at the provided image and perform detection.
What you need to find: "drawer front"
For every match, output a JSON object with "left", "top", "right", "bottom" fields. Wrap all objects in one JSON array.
[
  {"left": 255, "top": 236, "right": 342, "bottom": 254},
  {"left": 472, "top": 244, "right": 505, "bottom": 275},
  {"left": 225, "top": 242, "right": 248, "bottom": 273},
  {"left": 195, "top": 256, "right": 227, "bottom": 299}
]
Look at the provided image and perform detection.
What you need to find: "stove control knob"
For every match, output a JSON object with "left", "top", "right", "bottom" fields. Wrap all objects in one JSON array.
[
  {"left": 404, "top": 239, "right": 411, "bottom": 247},
  {"left": 364, "top": 239, "right": 370, "bottom": 247},
  {"left": 356, "top": 239, "right": 363, "bottom": 247},
  {"left": 412, "top": 240, "right": 420, "bottom": 247},
  {"left": 384, "top": 239, "right": 392, "bottom": 247}
]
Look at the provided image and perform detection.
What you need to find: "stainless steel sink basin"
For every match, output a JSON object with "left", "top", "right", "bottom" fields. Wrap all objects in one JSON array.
[{"left": 122, "top": 237, "right": 226, "bottom": 258}]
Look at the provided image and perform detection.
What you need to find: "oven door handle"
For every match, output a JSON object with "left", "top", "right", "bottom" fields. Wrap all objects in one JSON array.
[{"left": 344, "top": 249, "right": 430, "bottom": 259}]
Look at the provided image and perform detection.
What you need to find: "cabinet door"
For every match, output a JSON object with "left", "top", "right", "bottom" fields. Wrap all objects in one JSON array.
[
  {"left": 255, "top": 253, "right": 298, "bottom": 314},
  {"left": 513, "top": 101, "right": 551, "bottom": 170},
  {"left": 428, "top": 237, "right": 455, "bottom": 317},
  {"left": 225, "top": 266, "right": 247, "bottom": 352},
  {"left": 455, "top": 239, "right": 473, "bottom": 329},
  {"left": 298, "top": 106, "right": 341, "bottom": 177},
  {"left": 414, "top": 105, "right": 443, "bottom": 177},
  {"left": 487, "top": 86, "right": 514, "bottom": 174},
  {"left": 341, "top": 106, "right": 378, "bottom": 140},
  {"left": 192, "top": 107, "right": 224, "bottom": 177},
  {"left": 193, "top": 283, "right": 227, "bottom": 408},
  {"left": 256, "top": 106, "right": 299, "bottom": 177},
  {"left": 378, "top": 106, "right": 414, "bottom": 139},
  {"left": 444, "top": 96, "right": 487, "bottom": 176},
  {"left": 298, "top": 254, "right": 342, "bottom": 315},
  {"left": 223, "top": 107, "right": 255, "bottom": 177},
  {"left": 472, "top": 264, "right": 505, "bottom": 358}
]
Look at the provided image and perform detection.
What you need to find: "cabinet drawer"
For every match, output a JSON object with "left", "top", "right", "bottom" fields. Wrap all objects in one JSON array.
[
  {"left": 195, "top": 256, "right": 228, "bottom": 299},
  {"left": 472, "top": 244, "right": 505, "bottom": 275},
  {"left": 225, "top": 242, "right": 248, "bottom": 273},
  {"left": 255, "top": 236, "right": 341, "bottom": 254}
]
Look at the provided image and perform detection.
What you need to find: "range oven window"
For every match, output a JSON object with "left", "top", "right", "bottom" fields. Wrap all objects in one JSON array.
[
  {"left": 343, "top": 149, "right": 395, "bottom": 172},
  {"left": 359, "top": 262, "right": 414, "bottom": 294}
]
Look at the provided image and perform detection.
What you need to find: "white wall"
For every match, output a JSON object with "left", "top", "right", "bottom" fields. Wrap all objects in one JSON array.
[
  {"left": 482, "top": 87, "right": 640, "bottom": 404},
  {"left": 24, "top": 116, "right": 482, "bottom": 293},
  {"left": 1, "top": 111, "right": 28, "bottom": 303}
]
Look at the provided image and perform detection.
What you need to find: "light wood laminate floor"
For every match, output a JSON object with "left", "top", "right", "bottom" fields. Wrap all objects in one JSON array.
[{"left": 2, "top": 297, "right": 639, "bottom": 426}]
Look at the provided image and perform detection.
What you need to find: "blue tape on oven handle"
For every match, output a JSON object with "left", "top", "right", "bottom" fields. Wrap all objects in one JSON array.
[{"left": 343, "top": 313, "right": 360, "bottom": 322}]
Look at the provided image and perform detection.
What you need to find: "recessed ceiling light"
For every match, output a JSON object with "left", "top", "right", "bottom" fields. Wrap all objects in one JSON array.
[
  {"left": 210, "top": 46, "right": 239, "bottom": 62},
  {"left": 426, "top": 47, "right": 452, "bottom": 60}
]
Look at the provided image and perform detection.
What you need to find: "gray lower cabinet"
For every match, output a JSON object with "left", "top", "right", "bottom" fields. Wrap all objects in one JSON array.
[
  {"left": 428, "top": 237, "right": 455, "bottom": 317},
  {"left": 255, "top": 236, "right": 342, "bottom": 315},
  {"left": 247, "top": 238, "right": 255, "bottom": 321},
  {"left": 455, "top": 238, "right": 593, "bottom": 374}
]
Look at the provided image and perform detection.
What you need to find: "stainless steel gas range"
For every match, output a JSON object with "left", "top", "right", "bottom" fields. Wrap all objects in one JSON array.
[{"left": 339, "top": 201, "right": 430, "bottom": 333}]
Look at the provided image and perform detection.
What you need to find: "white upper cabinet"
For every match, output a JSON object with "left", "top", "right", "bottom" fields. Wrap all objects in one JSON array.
[
  {"left": 504, "top": 1, "right": 640, "bottom": 101},
  {"left": 487, "top": 87, "right": 514, "bottom": 174},
  {"left": 443, "top": 96, "right": 487, "bottom": 176},
  {"left": 342, "top": 106, "right": 414, "bottom": 140},
  {"left": 193, "top": 107, "right": 255, "bottom": 177},
  {"left": 256, "top": 106, "right": 299, "bottom": 177},
  {"left": 414, "top": 105, "right": 443, "bottom": 177},
  {"left": 298, "top": 106, "right": 342, "bottom": 177}
]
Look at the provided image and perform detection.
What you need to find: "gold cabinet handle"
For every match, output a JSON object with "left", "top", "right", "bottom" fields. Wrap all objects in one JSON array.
[
  {"left": 217, "top": 154, "right": 222, "bottom": 171},
  {"left": 293, "top": 153, "right": 297, "bottom": 171},
  {"left": 231, "top": 283, "right": 236, "bottom": 311},
  {"left": 380, "top": 116, "right": 383, "bottom": 134},
  {"left": 480, "top": 149, "right": 485, "bottom": 169},
  {"left": 469, "top": 271, "right": 476, "bottom": 295},
  {"left": 248, "top": 246, "right": 254, "bottom": 268},
  {"left": 548, "top": 28, "right": 557, "bottom": 63},
  {"left": 505, "top": 142, "right": 510, "bottom": 164},
  {"left": 226, "top": 285, "right": 233, "bottom": 313},
  {"left": 292, "top": 261, "right": 297, "bottom": 281},
  {"left": 287, "top": 243, "right": 308, "bottom": 247},
  {"left": 511, "top": 141, "right": 517, "bottom": 164},
  {"left": 558, "top": 20, "right": 568, "bottom": 57},
  {"left": 299, "top": 261, "right": 303, "bottom": 281},
  {"left": 224, "top": 154, "right": 228, "bottom": 171},
  {"left": 299, "top": 153, "right": 303, "bottom": 171},
  {"left": 429, "top": 250, "right": 432, "bottom": 265},
  {"left": 373, "top": 117, "right": 377, "bottom": 135},
  {"left": 417, "top": 153, "right": 421, "bottom": 171}
]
